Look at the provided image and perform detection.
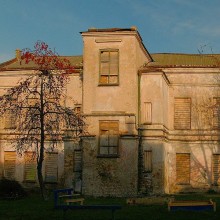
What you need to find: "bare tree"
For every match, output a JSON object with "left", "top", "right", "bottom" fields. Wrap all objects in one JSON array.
[{"left": 0, "top": 41, "right": 85, "bottom": 199}]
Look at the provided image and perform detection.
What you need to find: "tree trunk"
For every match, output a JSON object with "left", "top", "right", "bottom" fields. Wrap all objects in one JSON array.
[
  {"left": 37, "top": 154, "right": 45, "bottom": 199},
  {"left": 37, "top": 73, "right": 46, "bottom": 200}
]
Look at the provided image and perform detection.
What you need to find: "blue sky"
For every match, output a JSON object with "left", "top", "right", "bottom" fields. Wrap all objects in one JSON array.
[{"left": 1, "top": 0, "right": 220, "bottom": 62}]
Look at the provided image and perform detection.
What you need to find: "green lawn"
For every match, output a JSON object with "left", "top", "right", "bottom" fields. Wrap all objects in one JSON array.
[{"left": 0, "top": 193, "right": 220, "bottom": 220}]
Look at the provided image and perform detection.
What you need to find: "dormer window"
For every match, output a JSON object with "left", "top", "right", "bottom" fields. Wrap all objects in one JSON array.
[{"left": 99, "top": 49, "right": 119, "bottom": 85}]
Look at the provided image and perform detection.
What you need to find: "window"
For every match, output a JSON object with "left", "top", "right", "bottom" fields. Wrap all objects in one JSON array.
[
  {"left": 213, "top": 98, "right": 220, "bottom": 128},
  {"left": 74, "top": 150, "right": 82, "bottom": 172},
  {"left": 4, "top": 98, "right": 17, "bottom": 129},
  {"left": 212, "top": 154, "right": 220, "bottom": 185},
  {"left": 143, "top": 102, "right": 152, "bottom": 124},
  {"left": 24, "top": 152, "right": 36, "bottom": 182},
  {"left": 4, "top": 151, "right": 16, "bottom": 180},
  {"left": 99, "top": 121, "right": 119, "bottom": 156},
  {"left": 45, "top": 152, "right": 58, "bottom": 183},
  {"left": 4, "top": 110, "right": 16, "bottom": 129},
  {"left": 176, "top": 153, "right": 190, "bottom": 184},
  {"left": 174, "top": 98, "right": 191, "bottom": 129},
  {"left": 99, "top": 49, "right": 119, "bottom": 85},
  {"left": 144, "top": 150, "right": 152, "bottom": 172}
]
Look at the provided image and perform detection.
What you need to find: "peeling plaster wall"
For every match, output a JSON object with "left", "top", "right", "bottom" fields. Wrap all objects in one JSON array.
[
  {"left": 82, "top": 137, "right": 138, "bottom": 197},
  {"left": 141, "top": 140, "right": 166, "bottom": 194},
  {"left": 0, "top": 141, "right": 64, "bottom": 186},
  {"left": 167, "top": 142, "right": 220, "bottom": 193},
  {"left": 165, "top": 69, "right": 220, "bottom": 193}
]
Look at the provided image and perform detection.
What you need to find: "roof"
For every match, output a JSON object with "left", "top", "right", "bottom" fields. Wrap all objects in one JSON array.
[
  {"left": 0, "top": 55, "right": 83, "bottom": 71},
  {"left": 2, "top": 51, "right": 220, "bottom": 71},
  {"left": 86, "top": 27, "right": 138, "bottom": 32},
  {"left": 149, "top": 53, "right": 220, "bottom": 67}
]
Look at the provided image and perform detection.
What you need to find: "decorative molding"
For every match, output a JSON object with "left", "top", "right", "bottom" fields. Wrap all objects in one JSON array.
[
  {"left": 83, "top": 111, "right": 135, "bottom": 117},
  {"left": 95, "top": 39, "right": 122, "bottom": 43}
]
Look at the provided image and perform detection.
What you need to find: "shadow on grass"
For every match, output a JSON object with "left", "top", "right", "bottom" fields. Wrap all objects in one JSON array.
[{"left": 0, "top": 193, "right": 220, "bottom": 220}]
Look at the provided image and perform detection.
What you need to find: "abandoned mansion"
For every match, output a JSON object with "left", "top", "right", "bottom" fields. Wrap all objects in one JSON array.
[{"left": 1, "top": 27, "right": 220, "bottom": 196}]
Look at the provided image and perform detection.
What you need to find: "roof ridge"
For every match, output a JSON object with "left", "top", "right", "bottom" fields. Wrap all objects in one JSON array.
[{"left": 151, "top": 53, "right": 220, "bottom": 56}]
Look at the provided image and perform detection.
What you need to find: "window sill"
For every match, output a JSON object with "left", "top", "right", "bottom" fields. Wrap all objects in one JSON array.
[
  {"left": 98, "top": 83, "right": 119, "bottom": 86},
  {"left": 44, "top": 181, "right": 58, "bottom": 184},
  {"left": 23, "top": 180, "right": 36, "bottom": 183},
  {"left": 176, "top": 183, "right": 191, "bottom": 185},
  {"left": 97, "top": 154, "right": 119, "bottom": 158},
  {"left": 143, "top": 171, "right": 152, "bottom": 174}
]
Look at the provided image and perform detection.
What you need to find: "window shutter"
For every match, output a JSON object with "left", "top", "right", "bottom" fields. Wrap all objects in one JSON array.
[
  {"left": 144, "top": 150, "right": 152, "bottom": 172},
  {"left": 143, "top": 102, "right": 152, "bottom": 124},
  {"left": 212, "top": 154, "right": 220, "bottom": 185},
  {"left": 24, "top": 152, "right": 36, "bottom": 182},
  {"left": 174, "top": 98, "right": 191, "bottom": 129},
  {"left": 74, "top": 150, "right": 82, "bottom": 172},
  {"left": 4, "top": 151, "right": 16, "bottom": 180},
  {"left": 176, "top": 153, "right": 190, "bottom": 184},
  {"left": 4, "top": 111, "right": 16, "bottom": 129},
  {"left": 213, "top": 98, "right": 220, "bottom": 128},
  {"left": 45, "top": 153, "right": 58, "bottom": 183}
]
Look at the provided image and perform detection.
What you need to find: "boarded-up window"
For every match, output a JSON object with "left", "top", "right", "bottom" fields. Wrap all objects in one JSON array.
[
  {"left": 99, "top": 121, "right": 119, "bottom": 156},
  {"left": 213, "top": 98, "right": 220, "bottom": 128},
  {"left": 4, "top": 151, "right": 16, "bottom": 180},
  {"left": 143, "top": 102, "right": 152, "bottom": 124},
  {"left": 99, "top": 50, "right": 119, "bottom": 85},
  {"left": 176, "top": 153, "right": 190, "bottom": 184},
  {"left": 74, "top": 150, "right": 82, "bottom": 172},
  {"left": 4, "top": 98, "right": 17, "bottom": 129},
  {"left": 4, "top": 110, "right": 16, "bottom": 129},
  {"left": 174, "top": 98, "right": 191, "bottom": 129},
  {"left": 212, "top": 154, "right": 220, "bottom": 185},
  {"left": 144, "top": 150, "right": 152, "bottom": 172},
  {"left": 24, "top": 152, "right": 36, "bottom": 182},
  {"left": 45, "top": 152, "right": 58, "bottom": 183}
]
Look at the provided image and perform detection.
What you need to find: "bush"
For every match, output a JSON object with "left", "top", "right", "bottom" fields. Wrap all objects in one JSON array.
[{"left": 0, "top": 178, "right": 27, "bottom": 199}]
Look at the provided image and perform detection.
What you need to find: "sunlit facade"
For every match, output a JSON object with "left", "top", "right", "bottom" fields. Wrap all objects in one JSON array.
[{"left": 1, "top": 27, "right": 220, "bottom": 196}]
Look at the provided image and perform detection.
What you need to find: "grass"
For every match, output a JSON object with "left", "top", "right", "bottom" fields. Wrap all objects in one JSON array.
[{"left": 0, "top": 192, "right": 220, "bottom": 220}]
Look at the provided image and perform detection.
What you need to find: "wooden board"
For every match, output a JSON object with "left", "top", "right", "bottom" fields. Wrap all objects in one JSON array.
[{"left": 168, "top": 199, "right": 216, "bottom": 211}]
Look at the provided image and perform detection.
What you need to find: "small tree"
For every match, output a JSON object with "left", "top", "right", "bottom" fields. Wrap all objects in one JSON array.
[{"left": 0, "top": 41, "right": 85, "bottom": 199}]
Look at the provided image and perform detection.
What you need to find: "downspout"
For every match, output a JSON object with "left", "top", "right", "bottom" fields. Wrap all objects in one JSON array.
[
  {"left": 80, "top": 60, "right": 84, "bottom": 194},
  {"left": 137, "top": 70, "right": 143, "bottom": 194}
]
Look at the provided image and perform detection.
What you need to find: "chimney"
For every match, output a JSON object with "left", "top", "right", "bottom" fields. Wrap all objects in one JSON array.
[{"left": 15, "top": 49, "right": 21, "bottom": 60}]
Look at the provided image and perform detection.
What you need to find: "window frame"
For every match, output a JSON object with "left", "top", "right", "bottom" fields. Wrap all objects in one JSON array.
[
  {"left": 99, "top": 49, "right": 119, "bottom": 86},
  {"left": 44, "top": 152, "right": 58, "bottom": 183},
  {"left": 143, "top": 102, "right": 152, "bottom": 124},
  {"left": 4, "top": 110, "right": 17, "bottom": 129},
  {"left": 4, "top": 151, "right": 16, "bottom": 180},
  {"left": 23, "top": 151, "right": 36, "bottom": 183},
  {"left": 176, "top": 153, "right": 191, "bottom": 185},
  {"left": 98, "top": 120, "right": 119, "bottom": 158},
  {"left": 213, "top": 97, "right": 220, "bottom": 129},
  {"left": 212, "top": 154, "right": 220, "bottom": 185},
  {"left": 74, "top": 150, "right": 82, "bottom": 172},
  {"left": 144, "top": 150, "right": 152, "bottom": 172},
  {"left": 174, "top": 97, "right": 191, "bottom": 130}
]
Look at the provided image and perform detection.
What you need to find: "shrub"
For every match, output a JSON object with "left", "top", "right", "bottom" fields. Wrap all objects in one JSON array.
[{"left": 0, "top": 178, "right": 27, "bottom": 199}]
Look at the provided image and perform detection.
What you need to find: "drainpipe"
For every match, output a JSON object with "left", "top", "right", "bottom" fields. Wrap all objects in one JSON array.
[{"left": 137, "top": 70, "right": 143, "bottom": 194}]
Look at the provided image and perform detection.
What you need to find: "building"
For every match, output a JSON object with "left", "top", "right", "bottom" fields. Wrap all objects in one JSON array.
[{"left": 1, "top": 27, "right": 220, "bottom": 196}]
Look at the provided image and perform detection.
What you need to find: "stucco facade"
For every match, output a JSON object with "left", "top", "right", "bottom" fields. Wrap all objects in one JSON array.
[{"left": 1, "top": 27, "right": 220, "bottom": 196}]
